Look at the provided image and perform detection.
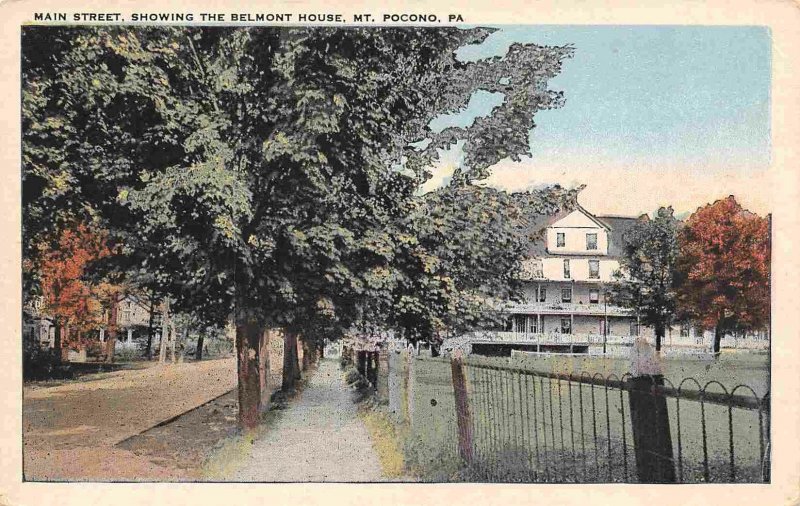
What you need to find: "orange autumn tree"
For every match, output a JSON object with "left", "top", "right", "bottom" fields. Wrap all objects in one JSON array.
[
  {"left": 39, "top": 221, "right": 114, "bottom": 356},
  {"left": 676, "top": 196, "right": 770, "bottom": 355}
]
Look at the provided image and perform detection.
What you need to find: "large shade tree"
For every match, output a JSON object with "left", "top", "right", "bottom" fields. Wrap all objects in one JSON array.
[
  {"left": 22, "top": 26, "right": 573, "bottom": 427},
  {"left": 675, "top": 196, "right": 771, "bottom": 355},
  {"left": 612, "top": 207, "right": 680, "bottom": 352}
]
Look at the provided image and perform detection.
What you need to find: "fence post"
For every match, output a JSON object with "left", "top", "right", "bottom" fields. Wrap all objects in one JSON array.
[
  {"left": 357, "top": 350, "right": 367, "bottom": 377},
  {"left": 627, "top": 337, "right": 675, "bottom": 483},
  {"left": 628, "top": 375, "right": 676, "bottom": 483},
  {"left": 451, "top": 356, "right": 474, "bottom": 465},
  {"left": 405, "top": 349, "right": 415, "bottom": 427},
  {"left": 376, "top": 345, "right": 389, "bottom": 401}
]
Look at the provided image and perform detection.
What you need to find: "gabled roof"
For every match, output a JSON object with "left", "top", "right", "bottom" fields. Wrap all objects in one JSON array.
[
  {"left": 522, "top": 207, "right": 573, "bottom": 257},
  {"left": 596, "top": 214, "right": 647, "bottom": 257},
  {"left": 523, "top": 206, "right": 646, "bottom": 259},
  {"left": 563, "top": 204, "right": 612, "bottom": 230}
]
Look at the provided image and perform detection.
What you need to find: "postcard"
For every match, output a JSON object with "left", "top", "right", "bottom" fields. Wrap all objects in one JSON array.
[{"left": 1, "top": 1, "right": 799, "bottom": 505}]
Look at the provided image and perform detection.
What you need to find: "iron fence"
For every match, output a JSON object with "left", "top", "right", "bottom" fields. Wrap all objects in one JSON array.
[
  {"left": 381, "top": 351, "right": 770, "bottom": 483},
  {"left": 456, "top": 361, "right": 770, "bottom": 483}
]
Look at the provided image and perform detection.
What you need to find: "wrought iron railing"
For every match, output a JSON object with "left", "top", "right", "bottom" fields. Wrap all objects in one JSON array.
[
  {"left": 451, "top": 361, "right": 770, "bottom": 483},
  {"left": 505, "top": 302, "right": 632, "bottom": 316}
]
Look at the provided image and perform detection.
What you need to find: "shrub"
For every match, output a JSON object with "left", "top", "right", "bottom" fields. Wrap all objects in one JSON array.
[
  {"left": 23, "top": 347, "right": 62, "bottom": 381},
  {"left": 115, "top": 346, "right": 139, "bottom": 362}
]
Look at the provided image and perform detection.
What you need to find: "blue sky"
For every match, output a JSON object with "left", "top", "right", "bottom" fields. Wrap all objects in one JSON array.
[{"left": 424, "top": 26, "right": 772, "bottom": 216}]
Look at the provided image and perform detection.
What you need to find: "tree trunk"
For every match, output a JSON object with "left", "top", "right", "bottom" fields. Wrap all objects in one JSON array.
[
  {"left": 258, "top": 329, "right": 270, "bottom": 407},
  {"left": 236, "top": 320, "right": 263, "bottom": 430},
  {"left": 713, "top": 322, "right": 724, "bottom": 356},
  {"left": 53, "top": 320, "right": 62, "bottom": 362},
  {"left": 62, "top": 323, "right": 71, "bottom": 361},
  {"left": 654, "top": 322, "right": 665, "bottom": 352},
  {"left": 357, "top": 350, "right": 367, "bottom": 376},
  {"left": 195, "top": 334, "right": 205, "bottom": 360},
  {"left": 145, "top": 294, "right": 156, "bottom": 360},
  {"left": 169, "top": 323, "right": 177, "bottom": 363},
  {"left": 178, "top": 327, "right": 188, "bottom": 363},
  {"left": 301, "top": 339, "right": 310, "bottom": 371},
  {"left": 367, "top": 352, "right": 379, "bottom": 388},
  {"left": 105, "top": 298, "right": 119, "bottom": 363},
  {"left": 282, "top": 329, "right": 301, "bottom": 391},
  {"left": 159, "top": 300, "right": 170, "bottom": 363}
]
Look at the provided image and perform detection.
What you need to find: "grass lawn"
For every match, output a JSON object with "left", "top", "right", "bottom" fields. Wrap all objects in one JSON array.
[{"left": 393, "top": 351, "right": 769, "bottom": 483}]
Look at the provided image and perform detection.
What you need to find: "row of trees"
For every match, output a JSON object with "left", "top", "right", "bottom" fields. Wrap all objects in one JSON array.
[
  {"left": 22, "top": 26, "right": 576, "bottom": 427},
  {"left": 614, "top": 196, "right": 770, "bottom": 354}
]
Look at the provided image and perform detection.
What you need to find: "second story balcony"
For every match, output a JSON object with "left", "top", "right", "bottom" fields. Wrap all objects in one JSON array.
[
  {"left": 469, "top": 331, "right": 636, "bottom": 345},
  {"left": 504, "top": 301, "right": 633, "bottom": 317}
]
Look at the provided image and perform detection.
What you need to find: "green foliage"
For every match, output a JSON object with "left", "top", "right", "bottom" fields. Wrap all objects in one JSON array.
[
  {"left": 22, "top": 26, "right": 573, "bottom": 342},
  {"left": 611, "top": 207, "right": 680, "bottom": 345}
]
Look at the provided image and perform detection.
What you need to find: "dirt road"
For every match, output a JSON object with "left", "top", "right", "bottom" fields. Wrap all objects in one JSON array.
[
  {"left": 23, "top": 357, "right": 237, "bottom": 481},
  {"left": 232, "top": 359, "right": 385, "bottom": 482}
]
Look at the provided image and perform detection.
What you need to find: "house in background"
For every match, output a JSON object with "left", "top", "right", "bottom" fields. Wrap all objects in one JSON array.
[
  {"left": 111, "top": 294, "right": 158, "bottom": 352},
  {"left": 510, "top": 206, "right": 650, "bottom": 340},
  {"left": 23, "top": 293, "right": 160, "bottom": 358}
]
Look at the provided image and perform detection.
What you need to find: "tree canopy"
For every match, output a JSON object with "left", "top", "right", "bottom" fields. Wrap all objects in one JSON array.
[
  {"left": 22, "top": 26, "right": 574, "bottom": 334},
  {"left": 675, "top": 196, "right": 770, "bottom": 354},
  {"left": 612, "top": 207, "right": 679, "bottom": 351}
]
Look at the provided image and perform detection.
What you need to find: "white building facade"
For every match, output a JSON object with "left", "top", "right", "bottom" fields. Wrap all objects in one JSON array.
[{"left": 498, "top": 206, "right": 654, "bottom": 345}]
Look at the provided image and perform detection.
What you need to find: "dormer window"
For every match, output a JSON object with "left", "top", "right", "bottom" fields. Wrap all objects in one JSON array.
[
  {"left": 586, "top": 233, "right": 597, "bottom": 250},
  {"left": 556, "top": 232, "right": 565, "bottom": 247}
]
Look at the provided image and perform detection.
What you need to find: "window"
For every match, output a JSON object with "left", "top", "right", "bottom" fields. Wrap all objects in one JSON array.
[
  {"left": 586, "top": 233, "right": 598, "bottom": 250},
  {"left": 563, "top": 259, "right": 571, "bottom": 279},
  {"left": 561, "top": 287, "right": 572, "bottom": 303},
  {"left": 528, "top": 316, "right": 538, "bottom": 334},
  {"left": 680, "top": 322, "right": 690, "bottom": 338},
  {"left": 561, "top": 317, "right": 572, "bottom": 334},
  {"left": 556, "top": 232, "right": 565, "bottom": 247},
  {"left": 600, "top": 319, "right": 611, "bottom": 335},
  {"left": 121, "top": 311, "right": 131, "bottom": 323},
  {"left": 513, "top": 315, "right": 527, "bottom": 333},
  {"left": 538, "top": 287, "right": 547, "bottom": 302},
  {"left": 630, "top": 321, "right": 640, "bottom": 337},
  {"left": 589, "top": 260, "right": 600, "bottom": 279},
  {"left": 589, "top": 289, "right": 600, "bottom": 304}
]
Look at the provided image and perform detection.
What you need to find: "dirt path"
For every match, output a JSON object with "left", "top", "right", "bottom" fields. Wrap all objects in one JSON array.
[
  {"left": 23, "top": 357, "right": 237, "bottom": 481},
  {"left": 232, "top": 359, "right": 385, "bottom": 482}
]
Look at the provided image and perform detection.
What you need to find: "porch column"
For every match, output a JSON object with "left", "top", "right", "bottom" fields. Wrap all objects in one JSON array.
[
  {"left": 570, "top": 313, "right": 574, "bottom": 338},
  {"left": 127, "top": 328, "right": 133, "bottom": 344},
  {"left": 99, "top": 328, "right": 105, "bottom": 343}
]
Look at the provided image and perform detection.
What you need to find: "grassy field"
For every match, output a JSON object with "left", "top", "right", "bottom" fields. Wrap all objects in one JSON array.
[
  {"left": 392, "top": 351, "right": 770, "bottom": 483},
  {"left": 511, "top": 351, "right": 770, "bottom": 397}
]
